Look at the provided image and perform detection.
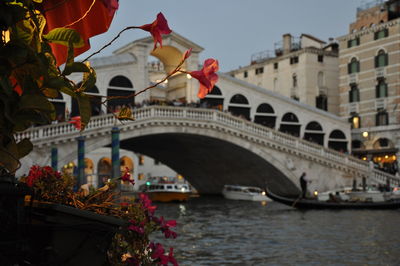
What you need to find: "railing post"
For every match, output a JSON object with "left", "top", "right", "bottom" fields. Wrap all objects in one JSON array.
[{"left": 51, "top": 146, "right": 58, "bottom": 171}]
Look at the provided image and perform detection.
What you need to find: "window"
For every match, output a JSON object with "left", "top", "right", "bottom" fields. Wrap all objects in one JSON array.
[
  {"left": 292, "top": 74, "right": 298, "bottom": 88},
  {"left": 347, "top": 38, "right": 360, "bottom": 48},
  {"left": 244, "top": 71, "right": 248, "bottom": 78},
  {"left": 316, "top": 95, "right": 327, "bottom": 111},
  {"left": 139, "top": 155, "right": 144, "bottom": 165},
  {"left": 375, "top": 49, "right": 388, "bottom": 68},
  {"left": 376, "top": 110, "right": 388, "bottom": 126},
  {"left": 318, "top": 55, "right": 324, "bottom": 63},
  {"left": 290, "top": 56, "right": 299, "bottom": 64},
  {"left": 349, "top": 84, "right": 360, "bottom": 102},
  {"left": 374, "top": 28, "right": 388, "bottom": 40},
  {"left": 376, "top": 79, "right": 388, "bottom": 98},
  {"left": 350, "top": 115, "right": 361, "bottom": 129},
  {"left": 138, "top": 173, "right": 144, "bottom": 180},
  {"left": 347, "top": 57, "right": 360, "bottom": 74},
  {"left": 274, "top": 62, "right": 278, "bottom": 69},
  {"left": 255, "top": 67, "right": 264, "bottom": 75}
]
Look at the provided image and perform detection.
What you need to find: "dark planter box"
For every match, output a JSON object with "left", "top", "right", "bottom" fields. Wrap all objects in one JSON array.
[{"left": 27, "top": 202, "right": 127, "bottom": 266}]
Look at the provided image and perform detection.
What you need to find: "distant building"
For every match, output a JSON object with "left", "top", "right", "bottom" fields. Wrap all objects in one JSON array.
[
  {"left": 336, "top": 0, "right": 400, "bottom": 174},
  {"left": 227, "top": 33, "right": 340, "bottom": 115}
]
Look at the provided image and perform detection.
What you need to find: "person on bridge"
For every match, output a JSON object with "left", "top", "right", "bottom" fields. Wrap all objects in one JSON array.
[{"left": 299, "top": 172, "right": 308, "bottom": 198}]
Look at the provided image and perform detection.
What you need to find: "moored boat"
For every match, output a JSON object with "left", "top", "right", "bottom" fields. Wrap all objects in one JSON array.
[
  {"left": 222, "top": 185, "right": 271, "bottom": 202},
  {"left": 265, "top": 188, "right": 400, "bottom": 210},
  {"left": 142, "top": 177, "right": 192, "bottom": 202}
]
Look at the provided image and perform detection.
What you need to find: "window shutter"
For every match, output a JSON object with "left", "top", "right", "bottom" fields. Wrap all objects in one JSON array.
[
  {"left": 357, "top": 61, "right": 360, "bottom": 72},
  {"left": 376, "top": 85, "right": 379, "bottom": 98},
  {"left": 348, "top": 63, "right": 351, "bottom": 74},
  {"left": 385, "top": 53, "right": 388, "bottom": 66}
]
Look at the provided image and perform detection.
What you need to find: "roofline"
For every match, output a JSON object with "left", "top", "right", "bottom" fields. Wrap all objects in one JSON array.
[{"left": 301, "top": 33, "right": 326, "bottom": 44}]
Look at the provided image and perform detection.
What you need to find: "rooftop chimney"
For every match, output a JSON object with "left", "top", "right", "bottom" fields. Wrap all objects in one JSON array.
[{"left": 283, "top": 34, "right": 292, "bottom": 55}]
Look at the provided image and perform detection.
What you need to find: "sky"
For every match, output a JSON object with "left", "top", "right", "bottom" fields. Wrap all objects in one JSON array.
[{"left": 77, "top": 0, "right": 368, "bottom": 72}]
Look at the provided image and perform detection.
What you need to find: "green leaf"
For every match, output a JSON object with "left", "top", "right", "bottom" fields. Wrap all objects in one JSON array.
[
  {"left": 43, "top": 28, "right": 85, "bottom": 48},
  {"left": 76, "top": 93, "right": 91, "bottom": 130},
  {"left": 80, "top": 66, "right": 96, "bottom": 91},
  {"left": 63, "top": 62, "right": 90, "bottom": 76},
  {"left": 0, "top": 139, "right": 19, "bottom": 173},
  {"left": 16, "top": 138, "right": 33, "bottom": 159},
  {"left": 19, "top": 94, "right": 54, "bottom": 112},
  {"left": 13, "top": 110, "right": 49, "bottom": 131}
]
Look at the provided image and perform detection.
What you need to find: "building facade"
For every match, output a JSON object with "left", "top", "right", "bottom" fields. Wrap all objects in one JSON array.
[
  {"left": 337, "top": 0, "right": 400, "bottom": 174},
  {"left": 227, "top": 33, "right": 340, "bottom": 115}
]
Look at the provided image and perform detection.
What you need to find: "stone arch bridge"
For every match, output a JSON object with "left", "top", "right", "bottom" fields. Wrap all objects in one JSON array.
[{"left": 16, "top": 106, "right": 399, "bottom": 196}]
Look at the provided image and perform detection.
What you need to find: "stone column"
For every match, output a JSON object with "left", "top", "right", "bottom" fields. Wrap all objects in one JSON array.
[
  {"left": 77, "top": 136, "right": 85, "bottom": 187},
  {"left": 111, "top": 127, "right": 120, "bottom": 179},
  {"left": 51, "top": 146, "right": 58, "bottom": 170}
]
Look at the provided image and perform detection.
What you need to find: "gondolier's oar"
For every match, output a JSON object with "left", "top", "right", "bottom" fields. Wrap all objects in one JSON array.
[{"left": 292, "top": 195, "right": 302, "bottom": 207}]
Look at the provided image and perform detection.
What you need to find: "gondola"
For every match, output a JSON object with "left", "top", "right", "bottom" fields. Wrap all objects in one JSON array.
[{"left": 265, "top": 189, "right": 400, "bottom": 210}]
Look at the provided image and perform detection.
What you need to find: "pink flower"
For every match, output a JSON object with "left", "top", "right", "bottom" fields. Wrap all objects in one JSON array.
[
  {"left": 121, "top": 167, "right": 134, "bottom": 185},
  {"left": 139, "top": 12, "right": 172, "bottom": 50},
  {"left": 139, "top": 193, "right": 157, "bottom": 216},
  {"left": 182, "top": 48, "right": 192, "bottom": 60},
  {"left": 189, "top": 59, "right": 219, "bottom": 99},
  {"left": 68, "top": 116, "right": 81, "bottom": 130}
]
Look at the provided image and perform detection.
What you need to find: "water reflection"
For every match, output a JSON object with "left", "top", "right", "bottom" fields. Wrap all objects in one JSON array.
[{"left": 153, "top": 196, "right": 400, "bottom": 265}]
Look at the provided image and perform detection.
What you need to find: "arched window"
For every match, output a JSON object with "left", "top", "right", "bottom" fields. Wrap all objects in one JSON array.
[
  {"left": 109, "top": 75, "right": 133, "bottom": 88},
  {"left": 349, "top": 84, "right": 360, "bottom": 102},
  {"left": 304, "top": 121, "right": 324, "bottom": 145},
  {"left": 282, "top": 112, "right": 299, "bottom": 122},
  {"left": 228, "top": 94, "right": 250, "bottom": 120},
  {"left": 292, "top": 74, "right": 298, "bottom": 88},
  {"left": 348, "top": 57, "right": 360, "bottom": 74},
  {"left": 352, "top": 140, "right": 364, "bottom": 149},
  {"left": 71, "top": 84, "right": 102, "bottom": 117},
  {"left": 376, "top": 110, "right": 388, "bottom": 126},
  {"left": 107, "top": 75, "right": 134, "bottom": 113},
  {"left": 254, "top": 103, "right": 276, "bottom": 128},
  {"left": 375, "top": 49, "right": 388, "bottom": 68},
  {"left": 317, "top": 72, "right": 324, "bottom": 87},
  {"left": 230, "top": 94, "right": 249, "bottom": 104},
  {"left": 349, "top": 114, "right": 361, "bottom": 129},
  {"left": 279, "top": 112, "right": 300, "bottom": 137},
  {"left": 200, "top": 86, "right": 224, "bottom": 110},
  {"left": 376, "top": 78, "right": 388, "bottom": 98},
  {"left": 49, "top": 92, "right": 66, "bottom": 122},
  {"left": 328, "top": 130, "right": 348, "bottom": 152}
]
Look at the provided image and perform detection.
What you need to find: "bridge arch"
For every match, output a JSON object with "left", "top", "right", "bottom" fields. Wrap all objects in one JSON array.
[
  {"left": 304, "top": 121, "right": 324, "bottom": 146},
  {"left": 200, "top": 86, "right": 224, "bottom": 109},
  {"left": 107, "top": 75, "right": 134, "bottom": 113},
  {"left": 254, "top": 103, "right": 276, "bottom": 129},
  {"left": 328, "top": 129, "right": 348, "bottom": 152},
  {"left": 228, "top": 94, "right": 251, "bottom": 120},
  {"left": 279, "top": 112, "right": 301, "bottom": 137}
]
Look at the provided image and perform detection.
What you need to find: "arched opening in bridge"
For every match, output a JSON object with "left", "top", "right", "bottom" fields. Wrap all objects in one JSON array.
[
  {"left": 303, "top": 121, "right": 324, "bottom": 145},
  {"left": 49, "top": 92, "right": 66, "bottom": 122},
  {"left": 370, "top": 138, "right": 398, "bottom": 175},
  {"left": 71, "top": 84, "right": 102, "bottom": 117},
  {"left": 254, "top": 103, "right": 276, "bottom": 128},
  {"left": 107, "top": 75, "right": 134, "bottom": 113},
  {"left": 351, "top": 140, "right": 365, "bottom": 150},
  {"left": 328, "top": 130, "right": 348, "bottom": 152},
  {"left": 85, "top": 158, "right": 95, "bottom": 187},
  {"left": 279, "top": 112, "right": 300, "bottom": 137},
  {"left": 98, "top": 157, "right": 112, "bottom": 187},
  {"left": 200, "top": 86, "right": 224, "bottom": 110},
  {"left": 228, "top": 94, "right": 250, "bottom": 120}
]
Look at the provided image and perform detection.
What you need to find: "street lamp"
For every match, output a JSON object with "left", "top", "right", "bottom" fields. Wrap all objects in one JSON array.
[{"left": 362, "top": 131, "right": 369, "bottom": 138}]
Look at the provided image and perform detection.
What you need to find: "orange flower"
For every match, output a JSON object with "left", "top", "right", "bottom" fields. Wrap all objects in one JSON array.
[
  {"left": 139, "top": 12, "right": 172, "bottom": 51},
  {"left": 189, "top": 59, "right": 219, "bottom": 99},
  {"left": 69, "top": 116, "right": 81, "bottom": 130}
]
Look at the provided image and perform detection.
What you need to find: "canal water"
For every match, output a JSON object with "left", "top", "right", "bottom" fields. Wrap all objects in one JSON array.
[{"left": 153, "top": 196, "right": 400, "bottom": 266}]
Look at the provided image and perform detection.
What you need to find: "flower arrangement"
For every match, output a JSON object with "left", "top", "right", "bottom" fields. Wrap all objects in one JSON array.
[{"left": 1, "top": 0, "right": 219, "bottom": 264}]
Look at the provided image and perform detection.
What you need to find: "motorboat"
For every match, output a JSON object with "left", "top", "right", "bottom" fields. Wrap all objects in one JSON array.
[
  {"left": 142, "top": 177, "right": 192, "bottom": 202},
  {"left": 265, "top": 188, "right": 400, "bottom": 210},
  {"left": 222, "top": 185, "right": 271, "bottom": 202}
]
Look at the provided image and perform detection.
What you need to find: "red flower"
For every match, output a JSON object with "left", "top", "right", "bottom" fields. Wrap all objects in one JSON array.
[
  {"left": 189, "top": 59, "right": 219, "bottom": 99},
  {"left": 101, "top": 0, "right": 119, "bottom": 16},
  {"left": 69, "top": 116, "right": 81, "bottom": 130},
  {"left": 182, "top": 48, "right": 192, "bottom": 60},
  {"left": 139, "top": 12, "right": 172, "bottom": 51},
  {"left": 121, "top": 167, "right": 134, "bottom": 185},
  {"left": 139, "top": 193, "right": 157, "bottom": 216}
]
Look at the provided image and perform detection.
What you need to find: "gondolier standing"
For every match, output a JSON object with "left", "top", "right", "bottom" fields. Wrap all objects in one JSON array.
[{"left": 300, "top": 172, "right": 308, "bottom": 198}]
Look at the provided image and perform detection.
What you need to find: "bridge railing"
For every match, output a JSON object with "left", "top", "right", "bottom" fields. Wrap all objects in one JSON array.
[{"left": 15, "top": 105, "right": 399, "bottom": 185}]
